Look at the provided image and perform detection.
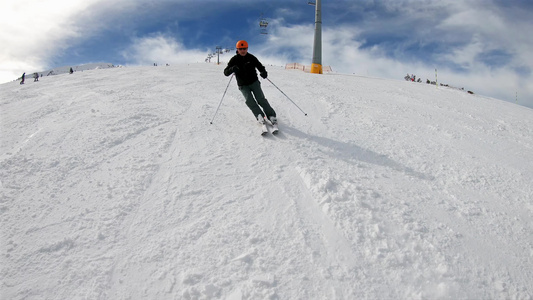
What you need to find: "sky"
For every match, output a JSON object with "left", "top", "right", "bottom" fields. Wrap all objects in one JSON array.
[{"left": 1, "top": 0, "right": 533, "bottom": 108}]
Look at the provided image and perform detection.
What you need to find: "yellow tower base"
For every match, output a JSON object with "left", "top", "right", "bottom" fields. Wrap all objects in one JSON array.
[{"left": 310, "top": 63, "right": 323, "bottom": 74}]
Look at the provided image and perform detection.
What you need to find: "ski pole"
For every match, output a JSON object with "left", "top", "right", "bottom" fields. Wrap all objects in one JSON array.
[
  {"left": 210, "top": 74, "right": 234, "bottom": 124},
  {"left": 266, "top": 78, "right": 307, "bottom": 116}
]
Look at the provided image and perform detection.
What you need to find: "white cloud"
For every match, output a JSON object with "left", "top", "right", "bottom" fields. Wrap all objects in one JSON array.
[
  {"left": 252, "top": 19, "right": 533, "bottom": 108},
  {"left": 121, "top": 34, "right": 207, "bottom": 65},
  {"left": 0, "top": 0, "right": 104, "bottom": 83}
]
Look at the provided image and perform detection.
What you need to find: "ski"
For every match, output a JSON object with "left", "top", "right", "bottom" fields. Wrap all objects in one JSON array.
[
  {"left": 257, "top": 115, "right": 279, "bottom": 136},
  {"left": 257, "top": 114, "right": 270, "bottom": 136},
  {"left": 261, "top": 123, "right": 269, "bottom": 135},
  {"left": 270, "top": 123, "right": 279, "bottom": 134},
  {"left": 264, "top": 118, "right": 279, "bottom": 135}
]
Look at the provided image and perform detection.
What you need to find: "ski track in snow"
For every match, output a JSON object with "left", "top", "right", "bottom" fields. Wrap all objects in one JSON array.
[{"left": 1, "top": 64, "right": 532, "bottom": 299}]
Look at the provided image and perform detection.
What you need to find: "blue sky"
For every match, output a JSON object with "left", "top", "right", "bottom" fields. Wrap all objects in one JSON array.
[{"left": 2, "top": 0, "right": 533, "bottom": 108}]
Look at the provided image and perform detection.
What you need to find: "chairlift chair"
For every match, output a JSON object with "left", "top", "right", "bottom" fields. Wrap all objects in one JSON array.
[
  {"left": 259, "top": 13, "right": 269, "bottom": 35},
  {"left": 259, "top": 20, "right": 268, "bottom": 34}
]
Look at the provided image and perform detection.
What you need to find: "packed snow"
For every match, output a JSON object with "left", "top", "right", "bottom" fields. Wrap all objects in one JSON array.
[{"left": 1, "top": 63, "right": 532, "bottom": 299}]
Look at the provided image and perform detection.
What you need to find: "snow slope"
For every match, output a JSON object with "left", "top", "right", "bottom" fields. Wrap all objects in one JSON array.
[
  {"left": 1, "top": 63, "right": 532, "bottom": 299},
  {"left": 35, "top": 63, "right": 118, "bottom": 78}
]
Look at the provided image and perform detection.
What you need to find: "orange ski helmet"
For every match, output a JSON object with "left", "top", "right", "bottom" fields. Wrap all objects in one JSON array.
[{"left": 236, "top": 40, "right": 248, "bottom": 49}]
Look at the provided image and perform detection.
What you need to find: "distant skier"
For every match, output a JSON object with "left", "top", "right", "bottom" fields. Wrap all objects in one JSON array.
[
  {"left": 224, "top": 40, "right": 277, "bottom": 127},
  {"left": 69, "top": 67, "right": 74, "bottom": 74},
  {"left": 33, "top": 72, "right": 39, "bottom": 82},
  {"left": 20, "top": 72, "right": 25, "bottom": 84}
]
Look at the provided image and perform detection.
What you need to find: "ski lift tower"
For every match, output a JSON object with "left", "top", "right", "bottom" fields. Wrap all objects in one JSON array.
[
  {"left": 215, "top": 46, "right": 223, "bottom": 65},
  {"left": 309, "top": 0, "right": 322, "bottom": 74}
]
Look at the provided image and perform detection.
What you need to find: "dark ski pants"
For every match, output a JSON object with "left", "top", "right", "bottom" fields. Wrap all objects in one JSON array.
[{"left": 239, "top": 80, "right": 276, "bottom": 119}]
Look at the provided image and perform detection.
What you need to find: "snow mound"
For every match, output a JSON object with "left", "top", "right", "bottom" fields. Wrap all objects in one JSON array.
[{"left": 38, "top": 62, "right": 118, "bottom": 77}]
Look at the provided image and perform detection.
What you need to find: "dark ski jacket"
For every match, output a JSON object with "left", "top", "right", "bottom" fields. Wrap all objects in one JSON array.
[{"left": 224, "top": 52, "right": 266, "bottom": 87}]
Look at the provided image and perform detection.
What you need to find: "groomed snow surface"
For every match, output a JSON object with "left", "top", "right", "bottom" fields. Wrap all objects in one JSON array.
[{"left": 1, "top": 64, "right": 532, "bottom": 299}]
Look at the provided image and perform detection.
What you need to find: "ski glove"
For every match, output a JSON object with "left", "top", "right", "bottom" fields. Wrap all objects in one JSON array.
[
  {"left": 232, "top": 66, "right": 240, "bottom": 74},
  {"left": 260, "top": 71, "right": 268, "bottom": 79}
]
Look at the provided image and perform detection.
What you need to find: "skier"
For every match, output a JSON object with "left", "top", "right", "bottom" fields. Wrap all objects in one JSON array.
[
  {"left": 20, "top": 72, "right": 25, "bottom": 84},
  {"left": 224, "top": 40, "right": 278, "bottom": 132}
]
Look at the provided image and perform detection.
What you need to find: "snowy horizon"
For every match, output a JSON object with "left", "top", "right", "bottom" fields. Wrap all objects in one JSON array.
[
  {"left": 1, "top": 63, "right": 532, "bottom": 299},
  {"left": 2, "top": 1, "right": 533, "bottom": 109}
]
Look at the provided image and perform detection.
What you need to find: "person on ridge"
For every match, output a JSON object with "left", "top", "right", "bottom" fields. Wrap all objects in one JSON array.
[{"left": 224, "top": 40, "right": 277, "bottom": 126}]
